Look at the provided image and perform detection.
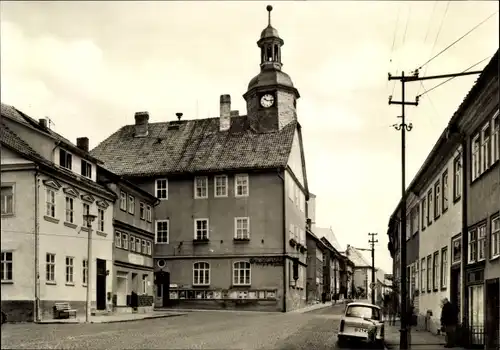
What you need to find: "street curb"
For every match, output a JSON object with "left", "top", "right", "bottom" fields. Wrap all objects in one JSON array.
[{"left": 35, "top": 313, "right": 186, "bottom": 325}]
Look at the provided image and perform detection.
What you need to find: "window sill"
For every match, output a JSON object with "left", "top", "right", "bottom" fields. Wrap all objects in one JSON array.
[
  {"left": 96, "top": 231, "right": 107, "bottom": 237},
  {"left": 233, "top": 238, "right": 250, "bottom": 242},
  {"left": 128, "top": 212, "right": 135, "bottom": 215},
  {"left": 214, "top": 195, "right": 228, "bottom": 198},
  {"left": 441, "top": 286, "right": 447, "bottom": 291},
  {"left": 1, "top": 280, "right": 13, "bottom": 284},
  {"left": 192, "top": 284, "right": 210, "bottom": 288},
  {"left": 193, "top": 239, "right": 210, "bottom": 244},
  {"left": 442, "top": 207, "right": 449, "bottom": 214},
  {"left": 231, "top": 284, "right": 251, "bottom": 288},
  {"left": 65, "top": 283, "right": 75, "bottom": 287},
  {"left": 64, "top": 221, "right": 77, "bottom": 229},
  {"left": 83, "top": 284, "right": 87, "bottom": 287},
  {"left": 1, "top": 213, "right": 15, "bottom": 218},
  {"left": 44, "top": 216, "right": 60, "bottom": 224},
  {"left": 119, "top": 208, "right": 127, "bottom": 212},
  {"left": 81, "top": 227, "right": 90, "bottom": 232},
  {"left": 46, "top": 281, "right": 57, "bottom": 285},
  {"left": 434, "top": 215, "right": 440, "bottom": 221},
  {"left": 490, "top": 255, "right": 500, "bottom": 262},
  {"left": 194, "top": 196, "right": 208, "bottom": 200}
]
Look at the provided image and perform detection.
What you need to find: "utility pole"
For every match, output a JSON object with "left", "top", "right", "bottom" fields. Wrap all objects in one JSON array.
[
  {"left": 388, "top": 68, "right": 483, "bottom": 350},
  {"left": 369, "top": 233, "right": 378, "bottom": 305},
  {"left": 83, "top": 214, "right": 96, "bottom": 324}
]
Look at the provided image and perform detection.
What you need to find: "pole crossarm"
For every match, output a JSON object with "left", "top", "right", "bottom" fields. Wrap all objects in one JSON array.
[{"left": 389, "top": 70, "right": 482, "bottom": 82}]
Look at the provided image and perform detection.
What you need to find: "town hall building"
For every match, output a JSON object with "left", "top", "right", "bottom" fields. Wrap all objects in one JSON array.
[{"left": 91, "top": 5, "right": 310, "bottom": 312}]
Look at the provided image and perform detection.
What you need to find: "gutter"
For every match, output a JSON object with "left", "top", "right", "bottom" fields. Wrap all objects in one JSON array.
[
  {"left": 34, "top": 167, "right": 40, "bottom": 322},
  {"left": 277, "top": 168, "right": 287, "bottom": 313},
  {"left": 459, "top": 134, "right": 469, "bottom": 345}
]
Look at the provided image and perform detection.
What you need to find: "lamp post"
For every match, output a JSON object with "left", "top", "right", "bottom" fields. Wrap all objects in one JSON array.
[{"left": 83, "top": 213, "right": 97, "bottom": 324}]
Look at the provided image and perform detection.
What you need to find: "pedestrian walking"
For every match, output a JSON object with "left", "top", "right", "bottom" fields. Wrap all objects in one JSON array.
[{"left": 440, "top": 297, "right": 458, "bottom": 348}]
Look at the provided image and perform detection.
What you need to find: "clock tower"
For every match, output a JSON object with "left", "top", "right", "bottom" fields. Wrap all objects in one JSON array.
[{"left": 243, "top": 5, "right": 300, "bottom": 133}]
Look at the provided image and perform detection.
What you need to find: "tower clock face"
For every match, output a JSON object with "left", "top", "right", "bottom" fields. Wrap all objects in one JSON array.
[{"left": 260, "top": 94, "right": 275, "bottom": 108}]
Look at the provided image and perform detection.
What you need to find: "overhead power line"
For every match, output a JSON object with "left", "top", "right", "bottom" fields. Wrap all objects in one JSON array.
[
  {"left": 417, "top": 55, "right": 491, "bottom": 98},
  {"left": 416, "top": 10, "right": 498, "bottom": 71}
]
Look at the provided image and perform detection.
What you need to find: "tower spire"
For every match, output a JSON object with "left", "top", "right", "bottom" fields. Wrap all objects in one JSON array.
[{"left": 267, "top": 5, "right": 272, "bottom": 26}]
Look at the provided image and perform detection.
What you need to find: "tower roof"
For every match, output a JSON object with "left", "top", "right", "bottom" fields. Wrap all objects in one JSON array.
[{"left": 260, "top": 5, "right": 280, "bottom": 40}]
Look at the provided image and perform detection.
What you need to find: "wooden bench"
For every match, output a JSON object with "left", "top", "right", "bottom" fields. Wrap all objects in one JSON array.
[{"left": 53, "top": 302, "right": 77, "bottom": 319}]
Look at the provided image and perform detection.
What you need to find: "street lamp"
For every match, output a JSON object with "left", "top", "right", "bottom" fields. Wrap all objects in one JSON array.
[{"left": 83, "top": 213, "right": 97, "bottom": 324}]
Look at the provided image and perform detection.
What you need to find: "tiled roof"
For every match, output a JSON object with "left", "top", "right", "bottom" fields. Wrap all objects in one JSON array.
[
  {"left": 1, "top": 121, "right": 116, "bottom": 199},
  {"left": 315, "top": 227, "right": 344, "bottom": 252},
  {"left": 91, "top": 116, "right": 297, "bottom": 176},
  {"left": 346, "top": 246, "right": 371, "bottom": 267}
]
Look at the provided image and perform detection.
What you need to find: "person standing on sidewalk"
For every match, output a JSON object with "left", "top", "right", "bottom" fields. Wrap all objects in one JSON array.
[{"left": 440, "top": 298, "right": 458, "bottom": 348}]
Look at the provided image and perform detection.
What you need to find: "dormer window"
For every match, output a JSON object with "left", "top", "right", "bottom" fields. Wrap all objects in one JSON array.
[
  {"left": 59, "top": 149, "right": 72, "bottom": 170},
  {"left": 81, "top": 160, "right": 92, "bottom": 178}
]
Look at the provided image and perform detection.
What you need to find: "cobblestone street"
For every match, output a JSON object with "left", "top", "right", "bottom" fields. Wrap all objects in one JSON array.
[{"left": 1, "top": 304, "right": 349, "bottom": 350}]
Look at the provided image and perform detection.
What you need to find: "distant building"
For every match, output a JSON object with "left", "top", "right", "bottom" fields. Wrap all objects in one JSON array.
[
  {"left": 346, "top": 245, "right": 375, "bottom": 300},
  {"left": 305, "top": 229, "right": 325, "bottom": 303},
  {"left": 96, "top": 166, "right": 160, "bottom": 313},
  {"left": 1, "top": 104, "right": 116, "bottom": 321},
  {"left": 90, "top": 6, "right": 310, "bottom": 312}
]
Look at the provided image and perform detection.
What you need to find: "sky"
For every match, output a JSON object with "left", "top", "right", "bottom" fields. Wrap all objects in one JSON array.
[{"left": 1, "top": 1, "right": 498, "bottom": 273}]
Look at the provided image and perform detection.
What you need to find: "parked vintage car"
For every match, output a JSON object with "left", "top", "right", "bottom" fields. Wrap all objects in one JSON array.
[{"left": 337, "top": 302, "right": 384, "bottom": 348}]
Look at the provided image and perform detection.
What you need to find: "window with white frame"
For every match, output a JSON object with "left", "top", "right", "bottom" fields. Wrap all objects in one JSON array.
[
  {"left": 472, "top": 134, "right": 480, "bottom": 181},
  {"left": 142, "top": 275, "right": 148, "bottom": 294},
  {"left": 233, "top": 261, "right": 251, "bottom": 285},
  {"left": 155, "top": 220, "right": 169, "bottom": 243},
  {"left": 146, "top": 241, "right": 152, "bottom": 255},
  {"left": 46, "top": 253, "right": 55, "bottom": 282},
  {"left": 194, "top": 219, "right": 209, "bottom": 240},
  {"left": 46, "top": 188, "right": 56, "bottom": 218},
  {"left": 155, "top": 179, "right": 168, "bottom": 200},
  {"left": 426, "top": 256, "right": 431, "bottom": 292},
  {"left": 122, "top": 233, "right": 128, "bottom": 249},
  {"left": 193, "top": 262, "right": 210, "bottom": 285},
  {"left": 235, "top": 174, "right": 249, "bottom": 197},
  {"left": 194, "top": 177, "right": 208, "bottom": 199},
  {"left": 146, "top": 205, "right": 152, "bottom": 222},
  {"left": 59, "top": 149, "right": 72, "bottom": 170},
  {"left": 421, "top": 198, "right": 427, "bottom": 229},
  {"left": 128, "top": 195, "right": 135, "bottom": 214},
  {"left": 477, "top": 224, "right": 486, "bottom": 261},
  {"left": 1, "top": 251, "right": 13, "bottom": 282},
  {"left": 434, "top": 180, "right": 441, "bottom": 219},
  {"left": 140, "top": 202, "right": 145, "bottom": 220},
  {"left": 235, "top": 217, "right": 250, "bottom": 239},
  {"left": 442, "top": 170, "right": 449, "bottom": 212},
  {"left": 115, "top": 231, "right": 122, "bottom": 248},
  {"left": 433, "top": 251, "right": 439, "bottom": 290},
  {"left": 81, "top": 159, "right": 92, "bottom": 179},
  {"left": 98, "top": 208, "right": 104, "bottom": 232},
  {"left": 1, "top": 186, "right": 14, "bottom": 215},
  {"left": 481, "top": 123, "right": 491, "bottom": 173},
  {"left": 452, "top": 235, "right": 462, "bottom": 264},
  {"left": 130, "top": 235, "right": 135, "bottom": 251},
  {"left": 214, "top": 175, "right": 228, "bottom": 197},
  {"left": 82, "top": 259, "right": 87, "bottom": 285},
  {"left": 135, "top": 238, "right": 141, "bottom": 252},
  {"left": 420, "top": 257, "right": 425, "bottom": 293},
  {"left": 453, "top": 155, "right": 462, "bottom": 200},
  {"left": 492, "top": 112, "right": 499, "bottom": 163},
  {"left": 441, "top": 247, "right": 448, "bottom": 289},
  {"left": 142, "top": 240, "right": 147, "bottom": 254},
  {"left": 468, "top": 228, "right": 477, "bottom": 264},
  {"left": 120, "top": 191, "right": 127, "bottom": 211},
  {"left": 65, "top": 197, "right": 74, "bottom": 223},
  {"left": 415, "top": 260, "right": 419, "bottom": 291},
  {"left": 65, "top": 256, "right": 74, "bottom": 284},
  {"left": 83, "top": 203, "right": 90, "bottom": 227},
  {"left": 491, "top": 215, "right": 500, "bottom": 259},
  {"left": 427, "top": 190, "right": 433, "bottom": 225}
]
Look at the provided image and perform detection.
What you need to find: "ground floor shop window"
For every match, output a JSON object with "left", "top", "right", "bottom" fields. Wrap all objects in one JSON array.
[{"left": 469, "top": 284, "right": 485, "bottom": 345}]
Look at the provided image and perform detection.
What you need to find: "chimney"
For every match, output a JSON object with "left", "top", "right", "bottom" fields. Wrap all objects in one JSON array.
[
  {"left": 76, "top": 137, "right": 89, "bottom": 152},
  {"left": 176, "top": 112, "right": 183, "bottom": 121},
  {"left": 39, "top": 118, "right": 47, "bottom": 129},
  {"left": 134, "top": 111, "right": 149, "bottom": 137},
  {"left": 219, "top": 94, "right": 231, "bottom": 131},
  {"left": 230, "top": 110, "right": 239, "bottom": 117}
]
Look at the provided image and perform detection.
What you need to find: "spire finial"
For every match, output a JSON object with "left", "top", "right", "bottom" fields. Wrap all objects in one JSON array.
[{"left": 266, "top": 5, "right": 273, "bottom": 26}]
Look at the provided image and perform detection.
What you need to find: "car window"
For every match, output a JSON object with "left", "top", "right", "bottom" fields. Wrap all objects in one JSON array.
[{"left": 345, "top": 305, "right": 381, "bottom": 320}]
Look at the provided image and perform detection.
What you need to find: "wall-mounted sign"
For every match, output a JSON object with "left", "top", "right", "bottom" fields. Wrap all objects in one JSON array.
[{"left": 249, "top": 257, "right": 284, "bottom": 266}]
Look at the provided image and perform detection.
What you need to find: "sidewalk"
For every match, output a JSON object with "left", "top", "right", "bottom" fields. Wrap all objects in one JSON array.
[
  {"left": 384, "top": 320, "right": 463, "bottom": 349},
  {"left": 36, "top": 311, "right": 186, "bottom": 324},
  {"left": 290, "top": 298, "right": 356, "bottom": 314}
]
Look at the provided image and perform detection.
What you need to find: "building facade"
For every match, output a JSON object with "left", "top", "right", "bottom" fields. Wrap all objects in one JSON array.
[
  {"left": 96, "top": 166, "right": 160, "bottom": 313},
  {"left": 447, "top": 50, "right": 499, "bottom": 349},
  {"left": 1, "top": 105, "right": 116, "bottom": 322},
  {"left": 387, "top": 51, "right": 499, "bottom": 349},
  {"left": 305, "top": 230, "right": 325, "bottom": 303},
  {"left": 91, "top": 6, "right": 310, "bottom": 312}
]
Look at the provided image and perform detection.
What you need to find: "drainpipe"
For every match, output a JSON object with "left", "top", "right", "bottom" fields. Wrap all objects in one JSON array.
[
  {"left": 460, "top": 135, "right": 469, "bottom": 347},
  {"left": 34, "top": 168, "right": 40, "bottom": 322},
  {"left": 277, "top": 169, "right": 287, "bottom": 312}
]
